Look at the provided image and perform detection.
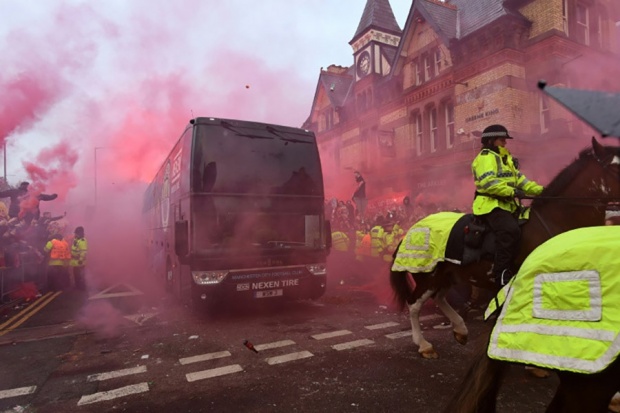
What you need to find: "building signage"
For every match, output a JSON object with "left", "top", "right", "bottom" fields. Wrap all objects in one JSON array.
[
  {"left": 465, "top": 108, "right": 500, "bottom": 123},
  {"left": 417, "top": 179, "right": 447, "bottom": 189}
]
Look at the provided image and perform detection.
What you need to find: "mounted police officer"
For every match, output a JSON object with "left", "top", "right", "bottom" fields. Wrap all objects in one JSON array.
[{"left": 471, "top": 124, "right": 543, "bottom": 287}]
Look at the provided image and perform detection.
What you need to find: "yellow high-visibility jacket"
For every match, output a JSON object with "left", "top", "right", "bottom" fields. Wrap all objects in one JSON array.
[
  {"left": 331, "top": 231, "right": 350, "bottom": 252},
  {"left": 70, "top": 237, "right": 88, "bottom": 267},
  {"left": 487, "top": 226, "right": 620, "bottom": 374},
  {"left": 472, "top": 146, "right": 543, "bottom": 215}
]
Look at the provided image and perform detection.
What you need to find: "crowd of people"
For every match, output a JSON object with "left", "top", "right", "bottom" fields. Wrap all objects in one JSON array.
[{"left": 0, "top": 180, "right": 88, "bottom": 305}]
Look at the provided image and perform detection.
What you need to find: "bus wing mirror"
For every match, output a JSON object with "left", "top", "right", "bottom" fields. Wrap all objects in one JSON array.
[
  {"left": 325, "top": 220, "right": 332, "bottom": 249},
  {"left": 175, "top": 220, "right": 189, "bottom": 258}
]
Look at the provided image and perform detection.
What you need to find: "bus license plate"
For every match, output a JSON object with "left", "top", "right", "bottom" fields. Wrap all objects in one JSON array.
[{"left": 255, "top": 289, "right": 283, "bottom": 299}]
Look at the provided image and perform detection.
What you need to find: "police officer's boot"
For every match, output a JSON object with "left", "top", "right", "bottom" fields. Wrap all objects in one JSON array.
[{"left": 495, "top": 268, "right": 514, "bottom": 288}]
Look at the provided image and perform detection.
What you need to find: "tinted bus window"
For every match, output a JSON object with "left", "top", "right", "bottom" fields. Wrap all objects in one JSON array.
[{"left": 191, "top": 121, "right": 323, "bottom": 196}]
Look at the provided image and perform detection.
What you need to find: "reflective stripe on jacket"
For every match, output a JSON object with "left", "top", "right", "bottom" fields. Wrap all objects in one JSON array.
[
  {"left": 487, "top": 226, "right": 620, "bottom": 374},
  {"left": 472, "top": 146, "right": 543, "bottom": 215}
]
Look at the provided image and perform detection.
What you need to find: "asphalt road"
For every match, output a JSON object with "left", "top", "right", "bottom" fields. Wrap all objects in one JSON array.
[{"left": 0, "top": 265, "right": 560, "bottom": 413}]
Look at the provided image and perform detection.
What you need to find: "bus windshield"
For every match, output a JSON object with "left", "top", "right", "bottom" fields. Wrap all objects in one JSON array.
[
  {"left": 192, "top": 195, "right": 324, "bottom": 253},
  {"left": 191, "top": 120, "right": 323, "bottom": 196}
]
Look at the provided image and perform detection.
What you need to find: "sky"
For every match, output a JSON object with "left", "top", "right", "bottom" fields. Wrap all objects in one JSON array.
[{"left": 0, "top": 0, "right": 412, "bottom": 204}]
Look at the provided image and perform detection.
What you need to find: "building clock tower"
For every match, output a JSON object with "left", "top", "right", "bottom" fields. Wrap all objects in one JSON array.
[{"left": 350, "top": 0, "right": 402, "bottom": 81}]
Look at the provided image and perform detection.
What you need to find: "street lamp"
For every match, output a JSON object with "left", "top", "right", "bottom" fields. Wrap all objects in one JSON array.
[{"left": 94, "top": 147, "right": 107, "bottom": 206}]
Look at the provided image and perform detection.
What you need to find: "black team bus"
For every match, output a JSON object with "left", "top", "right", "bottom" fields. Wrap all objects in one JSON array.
[{"left": 142, "top": 117, "right": 331, "bottom": 310}]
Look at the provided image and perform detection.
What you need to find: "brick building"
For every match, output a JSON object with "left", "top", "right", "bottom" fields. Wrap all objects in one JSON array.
[{"left": 304, "top": 0, "right": 620, "bottom": 210}]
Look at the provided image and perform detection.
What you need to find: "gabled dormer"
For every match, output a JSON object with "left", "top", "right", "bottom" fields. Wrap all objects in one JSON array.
[
  {"left": 350, "top": 0, "right": 402, "bottom": 81},
  {"left": 392, "top": 0, "right": 458, "bottom": 89}
]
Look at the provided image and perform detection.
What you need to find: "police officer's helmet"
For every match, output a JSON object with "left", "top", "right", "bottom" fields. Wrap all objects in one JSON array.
[
  {"left": 480, "top": 124, "right": 513, "bottom": 145},
  {"left": 75, "top": 226, "right": 85, "bottom": 237}
]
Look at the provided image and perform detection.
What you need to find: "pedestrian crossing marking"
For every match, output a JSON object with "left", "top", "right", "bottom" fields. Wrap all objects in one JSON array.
[
  {"left": 365, "top": 321, "right": 400, "bottom": 330},
  {"left": 332, "top": 339, "right": 374, "bottom": 351},
  {"left": 265, "top": 351, "right": 314, "bottom": 365},
  {"left": 87, "top": 366, "right": 147, "bottom": 382},
  {"left": 179, "top": 351, "right": 231, "bottom": 365},
  {"left": 0, "top": 385, "right": 36, "bottom": 400},
  {"left": 186, "top": 365, "right": 243, "bottom": 382},
  {"left": 311, "top": 330, "right": 352, "bottom": 340},
  {"left": 254, "top": 340, "right": 296, "bottom": 351},
  {"left": 77, "top": 382, "right": 149, "bottom": 405},
  {"left": 89, "top": 283, "right": 143, "bottom": 300}
]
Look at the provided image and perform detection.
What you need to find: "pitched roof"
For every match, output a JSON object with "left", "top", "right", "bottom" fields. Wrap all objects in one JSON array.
[
  {"left": 319, "top": 70, "right": 355, "bottom": 108},
  {"left": 417, "top": 0, "right": 458, "bottom": 42},
  {"left": 449, "top": 0, "right": 526, "bottom": 38},
  {"left": 351, "top": 0, "right": 402, "bottom": 43}
]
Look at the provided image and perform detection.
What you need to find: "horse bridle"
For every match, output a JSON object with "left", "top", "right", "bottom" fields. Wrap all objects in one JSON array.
[{"left": 525, "top": 151, "right": 620, "bottom": 237}]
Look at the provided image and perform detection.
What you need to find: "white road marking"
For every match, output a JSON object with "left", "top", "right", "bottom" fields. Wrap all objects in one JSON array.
[
  {"left": 77, "top": 382, "right": 149, "bottom": 406},
  {"left": 186, "top": 364, "right": 243, "bottom": 382},
  {"left": 254, "top": 340, "right": 296, "bottom": 351},
  {"left": 385, "top": 330, "right": 413, "bottom": 339},
  {"left": 0, "top": 386, "right": 36, "bottom": 400},
  {"left": 179, "top": 351, "right": 231, "bottom": 365},
  {"left": 365, "top": 321, "right": 400, "bottom": 330},
  {"left": 311, "top": 330, "right": 352, "bottom": 340},
  {"left": 124, "top": 312, "right": 157, "bottom": 326},
  {"left": 87, "top": 366, "right": 147, "bottom": 382},
  {"left": 89, "top": 283, "right": 143, "bottom": 300},
  {"left": 331, "top": 339, "right": 374, "bottom": 351},
  {"left": 265, "top": 351, "right": 314, "bottom": 365}
]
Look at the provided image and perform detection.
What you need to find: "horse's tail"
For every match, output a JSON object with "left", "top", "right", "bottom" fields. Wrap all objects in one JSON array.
[
  {"left": 389, "top": 240, "right": 411, "bottom": 311},
  {"left": 442, "top": 334, "right": 507, "bottom": 413}
]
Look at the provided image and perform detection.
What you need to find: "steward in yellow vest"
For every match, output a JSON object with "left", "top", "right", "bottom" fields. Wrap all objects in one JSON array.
[
  {"left": 331, "top": 230, "right": 350, "bottom": 252},
  {"left": 383, "top": 221, "right": 405, "bottom": 262},
  {"left": 70, "top": 226, "right": 88, "bottom": 291},
  {"left": 370, "top": 216, "right": 386, "bottom": 258},
  {"left": 486, "top": 225, "right": 620, "bottom": 374}
]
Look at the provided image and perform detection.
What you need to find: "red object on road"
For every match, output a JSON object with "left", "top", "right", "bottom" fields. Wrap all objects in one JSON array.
[{"left": 243, "top": 340, "right": 258, "bottom": 353}]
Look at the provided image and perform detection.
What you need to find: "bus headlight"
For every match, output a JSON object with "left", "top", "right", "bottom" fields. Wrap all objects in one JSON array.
[
  {"left": 192, "top": 270, "right": 228, "bottom": 285},
  {"left": 306, "top": 263, "right": 327, "bottom": 276}
]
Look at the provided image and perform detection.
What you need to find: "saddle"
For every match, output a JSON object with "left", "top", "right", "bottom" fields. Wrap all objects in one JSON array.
[{"left": 444, "top": 214, "right": 526, "bottom": 266}]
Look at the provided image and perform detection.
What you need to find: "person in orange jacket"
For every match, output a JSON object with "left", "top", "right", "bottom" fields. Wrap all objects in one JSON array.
[{"left": 44, "top": 233, "right": 70, "bottom": 291}]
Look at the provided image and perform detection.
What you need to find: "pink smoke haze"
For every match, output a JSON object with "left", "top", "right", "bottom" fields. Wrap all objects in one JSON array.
[{"left": 1, "top": 1, "right": 617, "bottom": 324}]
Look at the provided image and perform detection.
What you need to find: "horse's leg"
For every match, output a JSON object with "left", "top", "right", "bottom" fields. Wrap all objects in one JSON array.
[
  {"left": 435, "top": 289, "right": 468, "bottom": 346},
  {"left": 547, "top": 369, "right": 620, "bottom": 413},
  {"left": 407, "top": 288, "right": 438, "bottom": 359}
]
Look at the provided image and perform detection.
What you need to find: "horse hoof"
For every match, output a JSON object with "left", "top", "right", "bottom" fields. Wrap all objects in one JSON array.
[
  {"left": 525, "top": 366, "right": 551, "bottom": 378},
  {"left": 454, "top": 332, "right": 468, "bottom": 346},
  {"left": 420, "top": 349, "right": 439, "bottom": 359}
]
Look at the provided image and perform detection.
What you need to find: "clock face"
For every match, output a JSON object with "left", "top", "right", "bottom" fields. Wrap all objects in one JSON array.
[{"left": 357, "top": 51, "right": 370, "bottom": 77}]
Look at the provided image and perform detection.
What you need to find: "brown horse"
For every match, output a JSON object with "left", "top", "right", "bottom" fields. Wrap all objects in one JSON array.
[
  {"left": 390, "top": 137, "right": 620, "bottom": 358},
  {"left": 442, "top": 330, "right": 620, "bottom": 413},
  {"left": 443, "top": 225, "right": 620, "bottom": 413}
]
